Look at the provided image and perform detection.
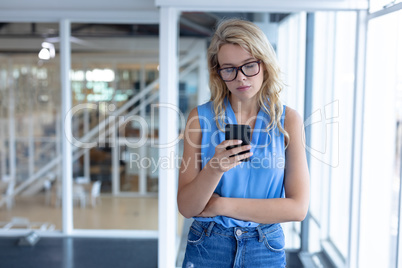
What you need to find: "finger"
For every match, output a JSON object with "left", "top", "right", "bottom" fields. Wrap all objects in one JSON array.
[
  {"left": 232, "top": 151, "right": 253, "bottom": 162},
  {"left": 228, "top": 144, "right": 252, "bottom": 156},
  {"left": 220, "top": 151, "right": 251, "bottom": 168},
  {"left": 217, "top": 139, "right": 243, "bottom": 149},
  {"left": 216, "top": 155, "right": 241, "bottom": 171}
]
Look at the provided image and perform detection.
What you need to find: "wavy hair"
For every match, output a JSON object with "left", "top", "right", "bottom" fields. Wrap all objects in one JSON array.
[{"left": 207, "top": 18, "right": 289, "bottom": 144}]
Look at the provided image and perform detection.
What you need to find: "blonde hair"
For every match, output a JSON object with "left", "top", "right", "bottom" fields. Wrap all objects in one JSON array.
[{"left": 207, "top": 18, "right": 289, "bottom": 144}]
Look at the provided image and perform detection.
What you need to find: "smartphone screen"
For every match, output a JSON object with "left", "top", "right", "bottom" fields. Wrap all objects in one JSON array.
[{"left": 225, "top": 124, "right": 251, "bottom": 162}]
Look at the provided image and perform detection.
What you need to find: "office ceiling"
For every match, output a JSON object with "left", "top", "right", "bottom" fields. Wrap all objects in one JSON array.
[{"left": 0, "top": 12, "right": 290, "bottom": 39}]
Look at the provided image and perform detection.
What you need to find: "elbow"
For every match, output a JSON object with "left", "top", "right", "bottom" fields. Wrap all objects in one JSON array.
[
  {"left": 294, "top": 203, "right": 309, "bottom": 222},
  {"left": 178, "top": 205, "right": 194, "bottom": 219},
  {"left": 287, "top": 198, "right": 309, "bottom": 222},
  {"left": 295, "top": 210, "right": 308, "bottom": 222},
  {"left": 177, "top": 195, "right": 197, "bottom": 219}
]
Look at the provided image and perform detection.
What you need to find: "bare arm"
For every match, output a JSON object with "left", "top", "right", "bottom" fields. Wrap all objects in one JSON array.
[
  {"left": 198, "top": 107, "right": 310, "bottom": 223},
  {"left": 177, "top": 107, "right": 253, "bottom": 218}
]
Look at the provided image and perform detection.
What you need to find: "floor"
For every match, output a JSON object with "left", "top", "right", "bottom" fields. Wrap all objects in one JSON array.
[
  {"left": 0, "top": 236, "right": 158, "bottom": 268},
  {"left": 0, "top": 236, "right": 304, "bottom": 268},
  {"left": 0, "top": 194, "right": 184, "bottom": 231},
  {"left": 0, "top": 192, "right": 305, "bottom": 267}
]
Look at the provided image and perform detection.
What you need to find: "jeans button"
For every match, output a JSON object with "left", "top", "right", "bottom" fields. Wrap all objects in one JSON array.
[{"left": 236, "top": 229, "right": 242, "bottom": 236}]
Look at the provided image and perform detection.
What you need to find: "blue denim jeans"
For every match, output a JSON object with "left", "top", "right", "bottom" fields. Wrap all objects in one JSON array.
[{"left": 182, "top": 220, "right": 286, "bottom": 268}]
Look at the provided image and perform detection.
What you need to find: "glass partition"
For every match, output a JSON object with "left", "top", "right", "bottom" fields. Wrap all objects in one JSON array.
[
  {"left": 0, "top": 23, "right": 62, "bottom": 231},
  {"left": 69, "top": 23, "right": 160, "bottom": 230}
]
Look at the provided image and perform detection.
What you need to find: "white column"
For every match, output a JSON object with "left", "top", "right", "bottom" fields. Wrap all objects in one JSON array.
[
  {"left": 197, "top": 40, "right": 210, "bottom": 105},
  {"left": 158, "top": 7, "right": 179, "bottom": 268},
  {"left": 347, "top": 10, "right": 367, "bottom": 268},
  {"left": 60, "top": 19, "right": 73, "bottom": 234}
]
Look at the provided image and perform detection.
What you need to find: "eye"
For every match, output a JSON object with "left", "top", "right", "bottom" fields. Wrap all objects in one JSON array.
[
  {"left": 221, "top": 68, "right": 235, "bottom": 74},
  {"left": 244, "top": 62, "right": 257, "bottom": 69}
]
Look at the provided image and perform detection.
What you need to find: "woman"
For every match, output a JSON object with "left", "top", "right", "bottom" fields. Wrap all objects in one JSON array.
[{"left": 178, "top": 19, "right": 310, "bottom": 268}]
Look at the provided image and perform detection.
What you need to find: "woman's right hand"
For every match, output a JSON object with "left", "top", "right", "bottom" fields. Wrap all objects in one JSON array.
[{"left": 208, "top": 140, "right": 253, "bottom": 173}]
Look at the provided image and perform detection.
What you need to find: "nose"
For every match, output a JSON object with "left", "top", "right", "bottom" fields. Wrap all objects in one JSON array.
[{"left": 236, "top": 70, "right": 247, "bottom": 81}]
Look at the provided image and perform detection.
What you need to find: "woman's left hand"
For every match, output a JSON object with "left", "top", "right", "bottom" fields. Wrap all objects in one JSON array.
[{"left": 196, "top": 193, "right": 221, "bottom": 217}]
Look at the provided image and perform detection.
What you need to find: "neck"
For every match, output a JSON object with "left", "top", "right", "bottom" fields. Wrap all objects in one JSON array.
[{"left": 229, "top": 95, "right": 259, "bottom": 116}]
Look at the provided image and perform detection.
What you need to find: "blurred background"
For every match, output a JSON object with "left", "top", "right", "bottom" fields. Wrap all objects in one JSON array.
[{"left": 0, "top": 0, "right": 401, "bottom": 267}]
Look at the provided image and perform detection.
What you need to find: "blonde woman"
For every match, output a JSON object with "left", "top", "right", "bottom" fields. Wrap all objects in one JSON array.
[{"left": 178, "top": 19, "right": 310, "bottom": 268}]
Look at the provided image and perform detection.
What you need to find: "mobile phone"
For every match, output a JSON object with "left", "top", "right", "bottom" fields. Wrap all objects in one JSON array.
[{"left": 225, "top": 124, "right": 251, "bottom": 162}]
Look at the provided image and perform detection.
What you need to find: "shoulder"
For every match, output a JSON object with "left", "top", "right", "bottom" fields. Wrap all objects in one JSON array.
[
  {"left": 284, "top": 106, "right": 303, "bottom": 132},
  {"left": 193, "top": 100, "right": 216, "bottom": 127},
  {"left": 187, "top": 100, "right": 212, "bottom": 122},
  {"left": 182, "top": 107, "right": 202, "bottom": 148},
  {"left": 283, "top": 106, "right": 305, "bottom": 148},
  {"left": 186, "top": 107, "right": 200, "bottom": 129},
  {"left": 197, "top": 100, "right": 214, "bottom": 114}
]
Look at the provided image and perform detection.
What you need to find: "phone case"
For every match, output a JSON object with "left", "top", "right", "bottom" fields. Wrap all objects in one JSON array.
[{"left": 225, "top": 124, "right": 251, "bottom": 162}]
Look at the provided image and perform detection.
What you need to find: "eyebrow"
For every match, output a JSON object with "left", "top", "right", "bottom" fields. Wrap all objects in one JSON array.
[{"left": 220, "top": 58, "right": 256, "bottom": 67}]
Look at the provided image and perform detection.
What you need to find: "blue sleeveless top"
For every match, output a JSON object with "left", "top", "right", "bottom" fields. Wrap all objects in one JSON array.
[{"left": 193, "top": 97, "right": 286, "bottom": 227}]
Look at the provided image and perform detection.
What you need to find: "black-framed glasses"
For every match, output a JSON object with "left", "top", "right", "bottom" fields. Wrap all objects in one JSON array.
[{"left": 217, "top": 60, "right": 261, "bottom": 82}]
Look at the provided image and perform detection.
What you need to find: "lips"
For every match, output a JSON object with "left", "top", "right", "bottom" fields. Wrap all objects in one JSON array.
[{"left": 237, "top": 85, "right": 251, "bottom": 91}]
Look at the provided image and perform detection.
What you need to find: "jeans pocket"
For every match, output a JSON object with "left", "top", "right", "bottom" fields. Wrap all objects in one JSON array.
[
  {"left": 187, "top": 221, "right": 206, "bottom": 245},
  {"left": 263, "top": 227, "right": 285, "bottom": 252}
]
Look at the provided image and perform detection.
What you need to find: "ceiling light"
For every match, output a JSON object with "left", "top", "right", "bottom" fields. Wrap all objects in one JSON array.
[{"left": 38, "top": 48, "right": 50, "bottom": 60}]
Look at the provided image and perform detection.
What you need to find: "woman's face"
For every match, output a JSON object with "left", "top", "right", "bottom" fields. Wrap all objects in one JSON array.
[{"left": 217, "top": 43, "right": 264, "bottom": 103}]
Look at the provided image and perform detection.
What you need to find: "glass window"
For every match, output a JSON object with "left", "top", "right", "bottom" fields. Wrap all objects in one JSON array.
[
  {"left": 309, "top": 11, "right": 357, "bottom": 259},
  {"left": 360, "top": 10, "right": 402, "bottom": 267},
  {"left": 328, "top": 12, "right": 356, "bottom": 258},
  {"left": 277, "top": 12, "right": 307, "bottom": 250},
  {"left": 277, "top": 12, "right": 306, "bottom": 116}
]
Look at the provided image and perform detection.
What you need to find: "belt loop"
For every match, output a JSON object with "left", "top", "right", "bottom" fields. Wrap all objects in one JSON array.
[
  {"left": 205, "top": 221, "right": 215, "bottom": 237},
  {"left": 256, "top": 225, "right": 264, "bottom": 242}
]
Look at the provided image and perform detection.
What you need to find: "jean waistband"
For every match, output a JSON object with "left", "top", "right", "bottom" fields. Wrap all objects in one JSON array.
[{"left": 193, "top": 220, "right": 282, "bottom": 242}]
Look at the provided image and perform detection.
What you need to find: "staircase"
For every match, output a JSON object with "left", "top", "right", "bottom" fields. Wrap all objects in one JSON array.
[{"left": 0, "top": 44, "right": 204, "bottom": 208}]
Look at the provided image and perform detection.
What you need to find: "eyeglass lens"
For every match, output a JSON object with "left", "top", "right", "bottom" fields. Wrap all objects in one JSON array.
[{"left": 219, "top": 61, "right": 260, "bottom": 81}]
